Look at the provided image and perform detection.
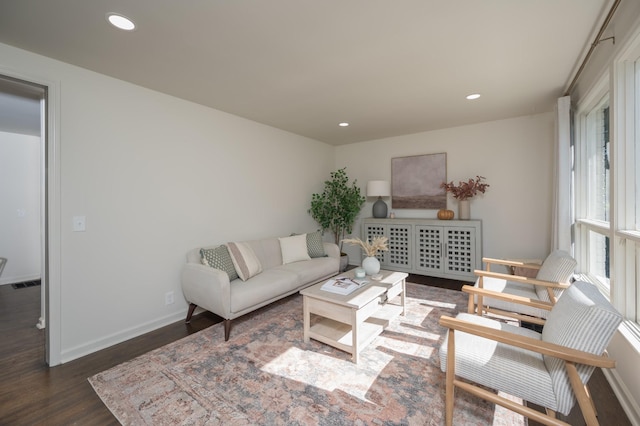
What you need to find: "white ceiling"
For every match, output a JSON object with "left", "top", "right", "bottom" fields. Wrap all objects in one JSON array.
[{"left": 0, "top": 0, "right": 609, "bottom": 145}]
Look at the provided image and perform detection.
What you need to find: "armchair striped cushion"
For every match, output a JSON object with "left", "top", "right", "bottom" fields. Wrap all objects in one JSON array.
[
  {"left": 541, "top": 280, "right": 622, "bottom": 414},
  {"left": 533, "top": 249, "right": 576, "bottom": 302}
]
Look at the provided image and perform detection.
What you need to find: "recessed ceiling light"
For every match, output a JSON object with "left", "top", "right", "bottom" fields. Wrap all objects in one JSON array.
[
  {"left": 338, "top": 122, "right": 350, "bottom": 127},
  {"left": 107, "top": 13, "right": 136, "bottom": 31},
  {"left": 466, "top": 93, "right": 481, "bottom": 100}
]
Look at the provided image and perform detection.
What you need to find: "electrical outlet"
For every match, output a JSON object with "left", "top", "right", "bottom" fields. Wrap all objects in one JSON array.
[
  {"left": 73, "top": 216, "right": 86, "bottom": 232},
  {"left": 165, "top": 291, "right": 174, "bottom": 305}
]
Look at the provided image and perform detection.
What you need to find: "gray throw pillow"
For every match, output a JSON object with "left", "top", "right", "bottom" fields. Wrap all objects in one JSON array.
[
  {"left": 306, "top": 231, "right": 326, "bottom": 258},
  {"left": 200, "top": 246, "right": 239, "bottom": 281}
]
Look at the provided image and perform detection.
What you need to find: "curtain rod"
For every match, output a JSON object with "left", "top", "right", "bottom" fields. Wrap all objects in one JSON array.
[{"left": 564, "top": 0, "right": 621, "bottom": 96}]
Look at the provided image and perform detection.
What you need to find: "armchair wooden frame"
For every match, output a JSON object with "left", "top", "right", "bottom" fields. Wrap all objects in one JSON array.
[
  {"left": 464, "top": 257, "right": 571, "bottom": 326},
  {"left": 439, "top": 315, "right": 615, "bottom": 426}
]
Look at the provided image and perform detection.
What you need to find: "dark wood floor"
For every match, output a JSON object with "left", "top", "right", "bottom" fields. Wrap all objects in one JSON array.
[{"left": 0, "top": 276, "right": 631, "bottom": 425}]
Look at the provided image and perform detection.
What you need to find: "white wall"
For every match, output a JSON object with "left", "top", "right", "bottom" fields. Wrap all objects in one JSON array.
[
  {"left": 0, "top": 42, "right": 335, "bottom": 362},
  {"left": 335, "top": 113, "right": 555, "bottom": 266},
  {"left": 0, "top": 131, "right": 41, "bottom": 284}
]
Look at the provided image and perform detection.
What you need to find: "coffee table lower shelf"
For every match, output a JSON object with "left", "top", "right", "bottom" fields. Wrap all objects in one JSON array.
[{"left": 307, "top": 303, "right": 404, "bottom": 360}]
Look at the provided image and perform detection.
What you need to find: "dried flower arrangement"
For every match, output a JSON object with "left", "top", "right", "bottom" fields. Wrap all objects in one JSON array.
[
  {"left": 440, "top": 175, "right": 489, "bottom": 201},
  {"left": 342, "top": 236, "right": 389, "bottom": 257}
]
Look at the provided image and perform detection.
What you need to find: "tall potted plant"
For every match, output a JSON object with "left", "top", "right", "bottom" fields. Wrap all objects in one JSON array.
[{"left": 309, "top": 168, "right": 366, "bottom": 271}]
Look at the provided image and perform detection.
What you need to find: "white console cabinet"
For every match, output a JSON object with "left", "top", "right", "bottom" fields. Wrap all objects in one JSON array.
[{"left": 362, "top": 218, "right": 482, "bottom": 282}]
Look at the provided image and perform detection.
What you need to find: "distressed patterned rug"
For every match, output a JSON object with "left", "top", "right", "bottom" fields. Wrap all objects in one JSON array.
[{"left": 89, "top": 283, "right": 526, "bottom": 425}]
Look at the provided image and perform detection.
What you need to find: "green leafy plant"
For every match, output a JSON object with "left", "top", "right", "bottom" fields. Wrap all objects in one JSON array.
[{"left": 309, "top": 168, "right": 366, "bottom": 250}]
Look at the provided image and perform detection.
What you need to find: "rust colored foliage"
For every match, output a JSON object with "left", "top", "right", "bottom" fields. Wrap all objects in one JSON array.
[{"left": 440, "top": 176, "right": 489, "bottom": 201}]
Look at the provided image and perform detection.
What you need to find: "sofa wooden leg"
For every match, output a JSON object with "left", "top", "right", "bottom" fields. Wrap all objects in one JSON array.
[
  {"left": 224, "top": 319, "right": 231, "bottom": 341},
  {"left": 185, "top": 303, "right": 197, "bottom": 323}
]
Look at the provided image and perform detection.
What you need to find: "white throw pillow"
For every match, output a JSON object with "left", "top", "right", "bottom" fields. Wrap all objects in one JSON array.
[
  {"left": 226, "top": 242, "right": 263, "bottom": 281},
  {"left": 279, "top": 234, "right": 311, "bottom": 264}
]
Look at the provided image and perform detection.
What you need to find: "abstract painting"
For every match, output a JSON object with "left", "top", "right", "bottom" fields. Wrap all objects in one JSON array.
[{"left": 391, "top": 153, "right": 446, "bottom": 209}]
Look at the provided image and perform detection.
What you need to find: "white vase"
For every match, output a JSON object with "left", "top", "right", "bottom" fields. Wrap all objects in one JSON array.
[
  {"left": 362, "top": 256, "right": 381, "bottom": 276},
  {"left": 458, "top": 199, "right": 470, "bottom": 220}
]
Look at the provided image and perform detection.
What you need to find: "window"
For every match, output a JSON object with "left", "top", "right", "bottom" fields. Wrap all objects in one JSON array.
[
  {"left": 576, "top": 93, "right": 611, "bottom": 293},
  {"left": 575, "top": 32, "right": 640, "bottom": 328},
  {"left": 585, "top": 99, "right": 610, "bottom": 222}
]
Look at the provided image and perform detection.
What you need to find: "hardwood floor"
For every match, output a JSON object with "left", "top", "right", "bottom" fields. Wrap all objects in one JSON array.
[
  {"left": 0, "top": 277, "right": 631, "bottom": 425},
  {"left": 0, "top": 283, "right": 221, "bottom": 425}
]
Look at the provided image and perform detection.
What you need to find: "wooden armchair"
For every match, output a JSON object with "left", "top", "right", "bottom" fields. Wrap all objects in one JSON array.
[
  {"left": 439, "top": 280, "right": 623, "bottom": 426},
  {"left": 463, "top": 250, "right": 577, "bottom": 326}
]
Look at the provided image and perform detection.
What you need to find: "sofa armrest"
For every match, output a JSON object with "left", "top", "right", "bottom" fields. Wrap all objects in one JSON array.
[
  {"left": 181, "top": 263, "right": 231, "bottom": 319},
  {"left": 323, "top": 242, "right": 340, "bottom": 259}
]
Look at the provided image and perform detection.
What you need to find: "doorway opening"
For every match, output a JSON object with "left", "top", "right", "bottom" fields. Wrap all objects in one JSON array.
[{"left": 0, "top": 73, "right": 48, "bottom": 361}]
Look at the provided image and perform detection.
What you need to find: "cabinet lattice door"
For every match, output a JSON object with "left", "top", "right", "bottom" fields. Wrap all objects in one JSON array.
[
  {"left": 416, "top": 225, "right": 442, "bottom": 274},
  {"left": 443, "top": 227, "right": 475, "bottom": 276},
  {"left": 387, "top": 224, "right": 411, "bottom": 269},
  {"left": 363, "top": 223, "right": 387, "bottom": 264}
]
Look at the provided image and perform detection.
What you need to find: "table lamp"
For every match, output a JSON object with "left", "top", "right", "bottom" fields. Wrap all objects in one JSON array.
[{"left": 367, "top": 180, "right": 390, "bottom": 218}]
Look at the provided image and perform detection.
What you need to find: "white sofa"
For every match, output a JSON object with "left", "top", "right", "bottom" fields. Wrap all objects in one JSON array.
[{"left": 181, "top": 233, "right": 340, "bottom": 340}]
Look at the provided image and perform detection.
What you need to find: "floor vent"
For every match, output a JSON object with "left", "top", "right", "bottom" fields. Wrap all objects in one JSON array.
[{"left": 11, "top": 280, "right": 41, "bottom": 290}]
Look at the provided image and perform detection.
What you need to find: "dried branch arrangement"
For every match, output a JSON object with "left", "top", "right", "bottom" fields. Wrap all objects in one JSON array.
[{"left": 342, "top": 236, "right": 389, "bottom": 257}]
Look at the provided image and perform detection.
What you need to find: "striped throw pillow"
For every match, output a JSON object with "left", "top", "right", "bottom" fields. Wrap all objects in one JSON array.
[{"left": 226, "top": 242, "right": 263, "bottom": 281}]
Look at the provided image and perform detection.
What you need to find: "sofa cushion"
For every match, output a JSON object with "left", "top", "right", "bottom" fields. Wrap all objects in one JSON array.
[
  {"left": 273, "top": 256, "right": 339, "bottom": 287},
  {"left": 230, "top": 269, "right": 298, "bottom": 313},
  {"left": 227, "top": 241, "right": 263, "bottom": 281},
  {"left": 279, "top": 234, "right": 311, "bottom": 264},
  {"left": 306, "top": 231, "right": 326, "bottom": 258},
  {"left": 200, "top": 246, "right": 239, "bottom": 281}
]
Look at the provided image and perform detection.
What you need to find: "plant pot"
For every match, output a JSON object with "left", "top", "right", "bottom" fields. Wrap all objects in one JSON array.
[
  {"left": 362, "top": 256, "right": 381, "bottom": 276},
  {"left": 339, "top": 253, "right": 349, "bottom": 272}
]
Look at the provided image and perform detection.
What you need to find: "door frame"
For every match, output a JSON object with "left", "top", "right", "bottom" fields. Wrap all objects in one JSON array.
[{"left": 0, "top": 68, "right": 62, "bottom": 366}]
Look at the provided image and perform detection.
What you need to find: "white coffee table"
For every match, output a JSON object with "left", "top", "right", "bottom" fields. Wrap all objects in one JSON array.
[{"left": 300, "top": 269, "right": 407, "bottom": 363}]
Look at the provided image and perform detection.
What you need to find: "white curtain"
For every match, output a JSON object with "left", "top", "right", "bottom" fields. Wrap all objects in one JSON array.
[{"left": 551, "top": 96, "right": 572, "bottom": 252}]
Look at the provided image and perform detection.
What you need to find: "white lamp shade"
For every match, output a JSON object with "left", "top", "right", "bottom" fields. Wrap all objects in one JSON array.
[{"left": 367, "top": 180, "right": 390, "bottom": 197}]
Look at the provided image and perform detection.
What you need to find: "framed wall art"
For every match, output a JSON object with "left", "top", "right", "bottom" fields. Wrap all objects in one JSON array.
[{"left": 391, "top": 153, "right": 447, "bottom": 209}]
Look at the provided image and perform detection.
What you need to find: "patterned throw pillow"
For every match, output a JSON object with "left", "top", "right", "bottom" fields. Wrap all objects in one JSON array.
[
  {"left": 226, "top": 241, "right": 263, "bottom": 281},
  {"left": 306, "top": 231, "right": 326, "bottom": 258},
  {"left": 200, "top": 246, "right": 239, "bottom": 281}
]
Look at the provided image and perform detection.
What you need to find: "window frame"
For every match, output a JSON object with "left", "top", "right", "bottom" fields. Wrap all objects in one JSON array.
[{"left": 575, "top": 77, "right": 612, "bottom": 295}]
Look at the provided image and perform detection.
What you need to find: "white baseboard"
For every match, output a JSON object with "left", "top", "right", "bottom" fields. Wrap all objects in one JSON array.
[
  {"left": 603, "top": 368, "right": 640, "bottom": 426},
  {"left": 60, "top": 310, "right": 186, "bottom": 364},
  {"left": 0, "top": 274, "right": 41, "bottom": 285}
]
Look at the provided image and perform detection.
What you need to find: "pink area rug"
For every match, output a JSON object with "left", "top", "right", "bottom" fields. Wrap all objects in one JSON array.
[{"left": 89, "top": 283, "right": 526, "bottom": 425}]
